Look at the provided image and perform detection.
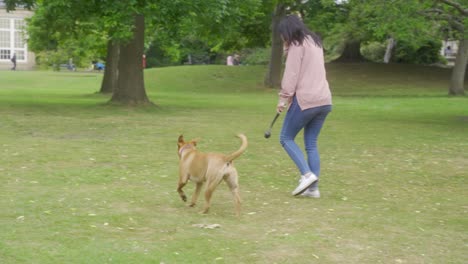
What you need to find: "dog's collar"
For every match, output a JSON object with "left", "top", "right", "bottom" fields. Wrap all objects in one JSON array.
[{"left": 178, "top": 144, "right": 194, "bottom": 156}]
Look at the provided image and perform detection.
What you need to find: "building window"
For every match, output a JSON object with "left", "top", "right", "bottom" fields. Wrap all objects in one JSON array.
[
  {"left": 0, "top": 31, "right": 10, "bottom": 47},
  {"left": 0, "top": 18, "right": 9, "bottom": 29},
  {"left": 0, "top": 48, "right": 11, "bottom": 59},
  {"left": 0, "top": 17, "right": 27, "bottom": 62}
]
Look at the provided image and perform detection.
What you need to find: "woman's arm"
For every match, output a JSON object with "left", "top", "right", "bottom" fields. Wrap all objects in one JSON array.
[{"left": 277, "top": 44, "right": 303, "bottom": 112}]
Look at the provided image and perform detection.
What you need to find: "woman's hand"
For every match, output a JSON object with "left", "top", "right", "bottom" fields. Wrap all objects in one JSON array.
[
  {"left": 277, "top": 98, "right": 289, "bottom": 113},
  {"left": 277, "top": 103, "right": 286, "bottom": 113}
]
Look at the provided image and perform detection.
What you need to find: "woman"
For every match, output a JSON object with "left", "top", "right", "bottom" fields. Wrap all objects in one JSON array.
[{"left": 276, "top": 14, "right": 332, "bottom": 197}]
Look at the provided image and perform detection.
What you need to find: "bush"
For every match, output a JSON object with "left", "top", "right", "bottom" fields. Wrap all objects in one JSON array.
[
  {"left": 241, "top": 48, "right": 270, "bottom": 65},
  {"left": 34, "top": 49, "right": 95, "bottom": 71},
  {"left": 361, "top": 42, "right": 387, "bottom": 63},
  {"left": 394, "top": 40, "right": 442, "bottom": 64}
]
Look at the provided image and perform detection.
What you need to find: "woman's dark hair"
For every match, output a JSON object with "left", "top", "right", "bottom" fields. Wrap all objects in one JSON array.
[{"left": 278, "top": 14, "right": 322, "bottom": 48}]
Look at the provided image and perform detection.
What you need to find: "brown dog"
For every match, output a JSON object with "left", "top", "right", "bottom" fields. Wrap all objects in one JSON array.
[{"left": 177, "top": 134, "right": 248, "bottom": 216}]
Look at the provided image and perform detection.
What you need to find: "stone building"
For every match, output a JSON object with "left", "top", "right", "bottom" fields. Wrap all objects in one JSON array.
[{"left": 0, "top": 0, "right": 35, "bottom": 70}]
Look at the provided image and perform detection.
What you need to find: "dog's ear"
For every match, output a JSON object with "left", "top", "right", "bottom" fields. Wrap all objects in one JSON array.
[
  {"left": 178, "top": 135, "right": 184, "bottom": 143},
  {"left": 190, "top": 137, "right": 201, "bottom": 146}
]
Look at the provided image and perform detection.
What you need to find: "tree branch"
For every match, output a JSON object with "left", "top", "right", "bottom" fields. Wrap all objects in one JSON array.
[
  {"left": 421, "top": 8, "right": 465, "bottom": 32},
  {"left": 424, "top": 8, "right": 444, "bottom": 15},
  {"left": 439, "top": 0, "right": 468, "bottom": 16}
]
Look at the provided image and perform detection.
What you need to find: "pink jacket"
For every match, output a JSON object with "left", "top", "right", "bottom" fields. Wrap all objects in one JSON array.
[{"left": 279, "top": 36, "right": 332, "bottom": 110}]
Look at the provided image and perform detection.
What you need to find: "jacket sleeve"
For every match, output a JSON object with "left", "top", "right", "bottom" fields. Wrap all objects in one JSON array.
[{"left": 279, "top": 44, "right": 303, "bottom": 100}]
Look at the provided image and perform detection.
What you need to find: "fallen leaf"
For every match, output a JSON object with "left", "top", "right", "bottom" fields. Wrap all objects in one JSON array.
[{"left": 192, "top": 223, "right": 221, "bottom": 229}]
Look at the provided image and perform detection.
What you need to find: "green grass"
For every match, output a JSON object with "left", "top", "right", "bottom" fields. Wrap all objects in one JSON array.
[{"left": 0, "top": 63, "right": 467, "bottom": 264}]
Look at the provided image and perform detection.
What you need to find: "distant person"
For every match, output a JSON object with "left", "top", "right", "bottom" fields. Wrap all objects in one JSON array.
[
  {"left": 67, "top": 58, "right": 76, "bottom": 71},
  {"left": 444, "top": 46, "right": 452, "bottom": 56},
  {"left": 142, "top": 54, "right": 147, "bottom": 69},
  {"left": 226, "top": 55, "right": 234, "bottom": 66},
  {"left": 95, "top": 62, "right": 105, "bottom": 71},
  {"left": 11, "top": 53, "right": 16, "bottom": 70},
  {"left": 233, "top": 54, "right": 240, "bottom": 65},
  {"left": 276, "top": 14, "right": 332, "bottom": 198}
]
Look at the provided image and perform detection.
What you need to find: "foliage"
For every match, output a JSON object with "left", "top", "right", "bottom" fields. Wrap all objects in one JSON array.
[
  {"left": 359, "top": 0, "right": 434, "bottom": 42},
  {"left": 394, "top": 40, "right": 443, "bottom": 64},
  {"left": 241, "top": 47, "right": 271, "bottom": 65},
  {"left": 146, "top": 0, "right": 267, "bottom": 66},
  {"left": 25, "top": 1, "right": 109, "bottom": 66},
  {"left": 423, "top": 0, "right": 467, "bottom": 38},
  {"left": 19, "top": 0, "right": 266, "bottom": 67},
  {"left": 181, "top": 0, "right": 264, "bottom": 51},
  {"left": 303, "top": 0, "right": 348, "bottom": 38},
  {"left": 3, "top": 0, "right": 35, "bottom": 10},
  {"left": 147, "top": 35, "right": 218, "bottom": 66},
  {"left": 297, "top": 1, "right": 448, "bottom": 62},
  {"left": 361, "top": 41, "right": 386, "bottom": 63}
]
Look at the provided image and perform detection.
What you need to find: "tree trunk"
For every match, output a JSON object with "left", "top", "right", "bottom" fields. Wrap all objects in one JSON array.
[
  {"left": 383, "top": 38, "right": 396, "bottom": 64},
  {"left": 334, "top": 39, "right": 366, "bottom": 62},
  {"left": 110, "top": 14, "right": 150, "bottom": 105},
  {"left": 99, "top": 39, "right": 120, "bottom": 94},
  {"left": 449, "top": 38, "right": 467, "bottom": 96},
  {"left": 264, "top": 3, "right": 287, "bottom": 88}
]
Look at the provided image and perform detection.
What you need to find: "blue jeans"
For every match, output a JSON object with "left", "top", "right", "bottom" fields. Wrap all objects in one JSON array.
[{"left": 280, "top": 97, "right": 331, "bottom": 189}]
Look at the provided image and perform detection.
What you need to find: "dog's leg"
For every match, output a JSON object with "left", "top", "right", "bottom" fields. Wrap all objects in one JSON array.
[
  {"left": 225, "top": 169, "right": 241, "bottom": 217},
  {"left": 177, "top": 172, "right": 189, "bottom": 202},
  {"left": 190, "top": 182, "right": 203, "bottom": 207},
  {"left": 202, "top": 177, "right": 222, "bottom": 214},
  {"left": 177, "top": 182, "right": 187, "bottom": 202}
]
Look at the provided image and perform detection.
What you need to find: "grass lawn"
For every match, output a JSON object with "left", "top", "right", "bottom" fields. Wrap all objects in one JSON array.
[{"left": 0, "top": 63, "right": 467, "bottom": 263}]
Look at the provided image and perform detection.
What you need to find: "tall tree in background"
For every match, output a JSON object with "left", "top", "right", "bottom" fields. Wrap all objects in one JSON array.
[
  {"left": 7, "top": 0, "right": 149, "bottom": 103},
  {"left": 150, "top": 0, "right": 264, "bottom": 65},
  {"left": 263, "top": 0, "right": 316, "bottom": 88},
  {"left": 423, "top": 0, "right": 467, "bottom": 95},
  {"left": 6, "top": 0, "right": 264, "bottom": 104},
  {"left": 264, "top": 2, "right": 287, "bottom": 88},
  {"left": 111, "top": 14, "right": 148, "bottom": 104},
  {"left": 100, "top": 40, "right": 119, "bottom": 94},
  {"left": 328, "top": 0, "right": 368, "bottom": 62},
  {"left": 359, "top": 0, "right": 467, "bottom": 95}
]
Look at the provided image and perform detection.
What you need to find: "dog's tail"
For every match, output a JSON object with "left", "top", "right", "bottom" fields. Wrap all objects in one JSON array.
[{"left": 225, "top": 134, "right": 248, "bottom": 162}]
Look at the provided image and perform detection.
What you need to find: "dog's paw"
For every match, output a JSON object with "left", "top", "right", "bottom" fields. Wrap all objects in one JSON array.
[
  {"left": 181, "top": 195, "right": 187, "bottom": 202},
  {"left": 189, "top": 203, "right": 196, "bottom": 207}
]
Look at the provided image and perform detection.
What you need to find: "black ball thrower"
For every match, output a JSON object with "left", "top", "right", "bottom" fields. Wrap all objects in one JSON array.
[{"left": 264, "top": 113, "right": 280, "bottom": 139}]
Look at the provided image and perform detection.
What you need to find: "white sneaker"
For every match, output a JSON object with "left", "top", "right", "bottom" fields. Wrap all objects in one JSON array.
[
  {"left": 291, "top": 173, "right": 318, "bottom": 196},
  {"left": 301, "top": 188, "right": 320, "bottom": 198}
]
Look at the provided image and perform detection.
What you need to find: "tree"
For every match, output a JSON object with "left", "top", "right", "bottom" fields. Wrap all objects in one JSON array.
[
  {"left": 100, "top": 40, "right": 119, "bottom": 94},
  {"left": 149, "top": 0, "right": 264, "bottom": 64},
  {"left": 330, "top": 0, "right": 368, "bottom": 62},
  {"left": 264, "top": 2, "right": 287, "bottom": 88},
  {"left": 358, "top": 0, "right": 467, "bottom": 95},
  {"left": 263, "top": 0, "right": 317, "bottom": 88},
  {"left": 81, "top": 1, "right": 152, "bottom": 104},
  {"left": 7, "top": 0, "right": 265, "bottom": 103},
  {"left": 111, "top": 14, "right": 149, "bottom": 104},
  {"left": 422, "top": 0, "right": 467, "bottom": 95},
  {"left": 25, "top": 1, "right": 107, "bottom": 69}
]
